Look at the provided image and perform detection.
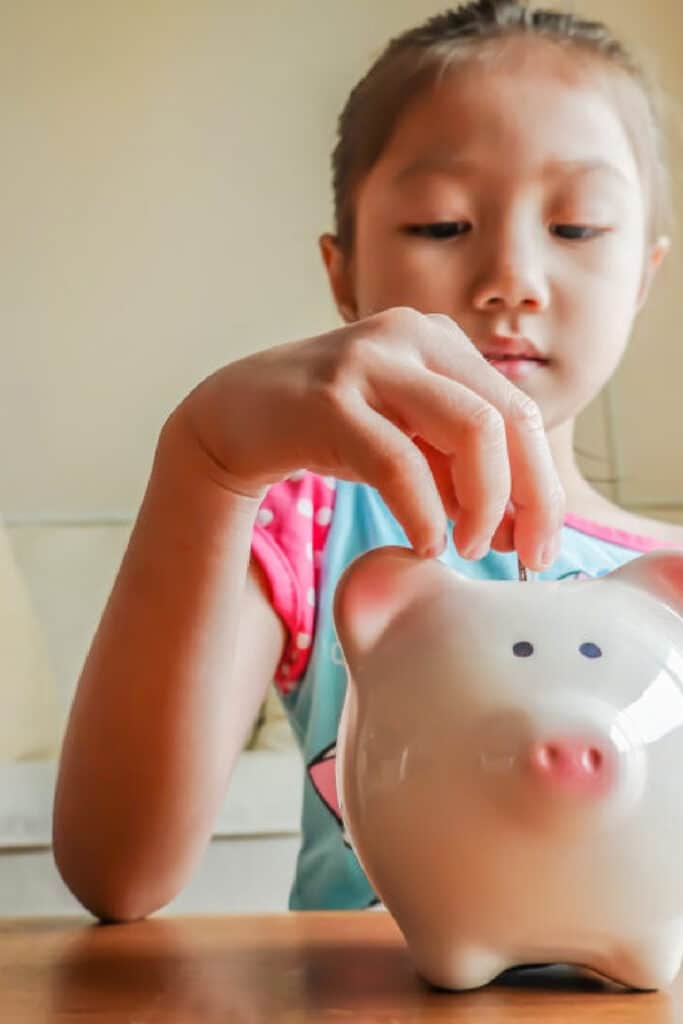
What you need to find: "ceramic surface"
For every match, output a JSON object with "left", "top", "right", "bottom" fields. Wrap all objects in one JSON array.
[{"left": 334, "top": 546, "right": 683, "bottom": 990}]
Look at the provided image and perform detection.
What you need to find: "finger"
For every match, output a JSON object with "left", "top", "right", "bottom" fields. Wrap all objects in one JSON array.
[
  {"left": 422, "top": 315, "right": 566, "bottom": 567},
  {"left": 506, "top": 407, "right": 565, "bottom": 569},
  {"left": 368, "top": 364, "right": 511, "bottom": 559},
  {"left": 412, "top": 436, "right": 460, "bottom": 522},
  {"left": 336, "top": 389, "right": 448, "bottom": 557}
]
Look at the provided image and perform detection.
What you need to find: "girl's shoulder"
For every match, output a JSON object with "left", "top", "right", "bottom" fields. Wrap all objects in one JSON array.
[
  {"left": 567, "top": 491, "right": 683, "bottom": 549},
  {"left": 624, "top": 514, "right": 683, "bottom": 547},
  {"left": 622, "top": 516, "right": 683, "bottom": 548}
]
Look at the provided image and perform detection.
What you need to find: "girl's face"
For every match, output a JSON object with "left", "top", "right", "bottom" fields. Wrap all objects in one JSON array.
[{"left": 321, "top": 42, "right": 668, "bottom": 431}]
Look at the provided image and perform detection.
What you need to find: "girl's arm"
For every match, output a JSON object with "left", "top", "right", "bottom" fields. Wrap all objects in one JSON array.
[
  {"left": 53, "top": 306, "right": 564, "bottom": 921},
  {"left": 52, "top": 408, "right": 286, "bottom": 922}
]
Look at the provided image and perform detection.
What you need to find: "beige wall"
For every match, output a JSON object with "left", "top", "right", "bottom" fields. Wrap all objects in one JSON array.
[
  {"left": 2, "top": 1, "right": 682, "bottom": 524},
  {"left": 575, "top": 0, "right": 683, "bottom": 516}
]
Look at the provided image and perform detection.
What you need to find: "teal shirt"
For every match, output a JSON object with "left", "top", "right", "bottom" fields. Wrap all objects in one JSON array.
[{"left": 278, "top": 479, "right": 653, "bottom": 910}]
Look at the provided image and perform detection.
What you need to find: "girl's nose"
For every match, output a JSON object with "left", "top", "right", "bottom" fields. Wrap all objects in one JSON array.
[
  {"left": 471, "top": 234, "right": 550, "bottom": 312},
  {"left": 474, "top": 278, "right": 548, "bottom": 312}
]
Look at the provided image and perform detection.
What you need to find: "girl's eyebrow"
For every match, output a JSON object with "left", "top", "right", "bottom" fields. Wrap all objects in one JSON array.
[
  {"left": 392, "top": 153, "right": 634, "bottom": 188},
  {"left": 543, "top": 158, "right": 635, "bottom": 188}
]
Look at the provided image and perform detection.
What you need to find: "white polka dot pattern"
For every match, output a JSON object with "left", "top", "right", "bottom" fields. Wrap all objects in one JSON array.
[
  {"left": 251, "top": 472, "right": 337, "bottom": 695},
  {"left": 297, "top": 497, "right": 313, "bottom": 518}
]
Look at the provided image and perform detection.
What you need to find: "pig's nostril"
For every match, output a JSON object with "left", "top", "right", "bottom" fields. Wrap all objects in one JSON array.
[
  {"left": 536, "top": 745, "right": 569, "bottom": 770},
  {"left": 536, "top": 744, "right": 559, "bottom": 770},
  {"left": 583, "top": 747, "right": 603, "bottom": 774}
]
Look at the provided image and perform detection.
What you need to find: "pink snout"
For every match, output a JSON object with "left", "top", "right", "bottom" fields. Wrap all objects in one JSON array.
[{"left": 528, "top": 736, "right": 614, "bottom": 797}]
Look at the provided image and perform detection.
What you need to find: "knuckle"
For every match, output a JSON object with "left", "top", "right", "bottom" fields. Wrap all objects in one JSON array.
[
  {"left": 339, "top": 330, "right": 367, "bottom": 366},
  {"left": 426, "top": 311, "right": 454, "bottom": 330},
  {"left": 466, "top": 401, "right": 506, "bottom": 444},
  {"left": 507, "top": 390, "right": 544, "bottom": 432},
  {"left": 325, "top": 332, "right": 371, "bottom": 383},
  {"left": 377, "top": 305, "right": 423, "bottom": 334},
  {"left": 313, "top": 379, "right": 352, "bottom": 419},
  {"left": 427, "top": 312, "right": 474, "bottom": 352}
]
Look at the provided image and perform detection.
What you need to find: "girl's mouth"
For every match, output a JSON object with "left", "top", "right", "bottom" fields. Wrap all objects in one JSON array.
[{"left": 485, "top": 356, "right": 548, "bottom": 380}]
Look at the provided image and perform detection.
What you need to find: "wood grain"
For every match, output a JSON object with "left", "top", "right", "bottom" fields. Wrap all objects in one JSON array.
[{"left": 1, "top": 911, "right": 681, "bottom": 1022}]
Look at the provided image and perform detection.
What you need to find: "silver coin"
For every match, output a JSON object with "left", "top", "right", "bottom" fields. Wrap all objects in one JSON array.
[{"left": 517, "top": 555, "right": 536, "bottom": 582}]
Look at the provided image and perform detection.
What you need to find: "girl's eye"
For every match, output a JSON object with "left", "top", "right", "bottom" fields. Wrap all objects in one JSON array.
[
  {"left": 551, "top": 224, "right": 605, "bottom": 241},
  {"left": 404, "top": 222, "right": 606, "bottom": 241},
  {"left": 403, "top": 222, "right": 471, "bottom": 239}
]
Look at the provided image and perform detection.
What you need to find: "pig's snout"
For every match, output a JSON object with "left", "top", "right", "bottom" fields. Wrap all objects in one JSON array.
[
  {"left": 528, "top": 736, "right": 614, "bottom": 797},
  {"left": 476, "top": 703, "right": 646, "bottom": 826}
]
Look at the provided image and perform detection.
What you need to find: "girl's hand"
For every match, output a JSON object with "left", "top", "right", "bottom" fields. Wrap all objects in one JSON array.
[{"left": 177, "top": 307, "right": 565, "bottom": 570}]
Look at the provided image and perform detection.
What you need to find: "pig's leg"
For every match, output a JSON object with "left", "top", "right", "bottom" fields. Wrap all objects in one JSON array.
[
  {"left": 603, "top": 928, "right": 683, "bottom": 991},
  {"left": 411, "top": 937, "right": 510, "bottom": 991}
]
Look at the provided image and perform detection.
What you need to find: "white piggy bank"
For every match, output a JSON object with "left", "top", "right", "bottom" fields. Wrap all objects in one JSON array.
[{"left": 333, "top": 545, "right": 683, "bottom": 991}]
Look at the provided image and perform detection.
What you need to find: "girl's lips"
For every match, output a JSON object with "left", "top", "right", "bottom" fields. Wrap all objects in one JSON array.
[{"left": 486, "top": 356, "right": 548, "bottom": 381}]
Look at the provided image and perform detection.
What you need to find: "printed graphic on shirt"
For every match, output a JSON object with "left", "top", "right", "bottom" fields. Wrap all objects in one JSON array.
[
  {"left": 558, "top": 568, "right": 611, "bottom": 581},
  {"left": 307, "top": 740, "right": 352, "bottom": 846},
  {"left": 307, "top": 740, "right": 380, "bottom": 909}
]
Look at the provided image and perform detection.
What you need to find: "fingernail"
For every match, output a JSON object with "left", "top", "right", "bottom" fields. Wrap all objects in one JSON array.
[
  {"left": 422, "top": 531, "right": 448, "bottom": 559},
  {"left": 536, "top": 537, "right": 560, "bottom": 569},
  {"left": 462, "top": 538, "right": 490, "bottom": 561}
]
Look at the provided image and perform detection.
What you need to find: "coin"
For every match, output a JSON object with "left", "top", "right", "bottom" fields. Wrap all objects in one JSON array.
[{"left": 517, "top": 555, "right": 536, "bottom": 582}]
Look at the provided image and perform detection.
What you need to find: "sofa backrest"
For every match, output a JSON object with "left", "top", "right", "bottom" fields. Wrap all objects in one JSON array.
[
  {"left": 6, "top": 517, "right": 293, "bottom": 756},
  {"left": 8, "top": 519, "right": 133, "bottom": 728}
]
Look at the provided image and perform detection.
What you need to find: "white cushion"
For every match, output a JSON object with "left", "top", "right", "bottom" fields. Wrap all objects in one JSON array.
[
  {"left": 7, "top": 521, "right": 133, "bottom": 720},
  {"left": 0, "top": 749, "right": 303, "bottom": 849},
  {"left": 251, "top": 684, "right": 297, "bottom": 751},
  {"left": 7, "top": 521, "right": 297, "bottom": 753}
]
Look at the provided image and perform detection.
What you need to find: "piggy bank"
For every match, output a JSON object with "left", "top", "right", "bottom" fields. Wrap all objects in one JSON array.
[{"left": 333, "top": 545, "right": 683, "bottom": 991}]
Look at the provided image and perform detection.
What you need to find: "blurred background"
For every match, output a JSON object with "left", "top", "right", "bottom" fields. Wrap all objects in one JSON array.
[{"left": 1, "top": 0, "right": 681, "bottom": 916}]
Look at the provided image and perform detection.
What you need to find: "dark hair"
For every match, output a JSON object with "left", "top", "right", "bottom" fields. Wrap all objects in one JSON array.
[{"left": 331, "top": 0, "right": 672, "bottom": 256}]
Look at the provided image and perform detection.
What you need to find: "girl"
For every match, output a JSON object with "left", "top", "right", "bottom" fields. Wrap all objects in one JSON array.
[{"left": 53, "top": 0, "right": 682, "bottom": 919}]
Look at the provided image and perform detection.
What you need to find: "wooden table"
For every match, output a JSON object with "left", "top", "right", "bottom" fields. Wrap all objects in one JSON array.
[{"left": 3, "top": 911, "right": 682, "bottom": 1022}]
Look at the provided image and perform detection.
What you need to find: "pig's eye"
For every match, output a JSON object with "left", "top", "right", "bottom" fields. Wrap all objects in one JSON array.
[
  {"left": 512, "top": 641, "right": 534, "bottom": 657},
  {"left": 579, "top": 642, "right": 602, "bottom": 659}
]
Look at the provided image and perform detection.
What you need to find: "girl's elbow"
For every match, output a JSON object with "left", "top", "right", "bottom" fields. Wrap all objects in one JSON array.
[{"left": 52, "top": 836, "right": 179, "bottom": 924}]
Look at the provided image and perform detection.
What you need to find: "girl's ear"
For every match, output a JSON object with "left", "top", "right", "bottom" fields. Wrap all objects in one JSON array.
[
  {"left": 319, "top": 233, "right": 358, "bottom": 322},
  {"left": 635, "top": 235, "right": 671, "bottom": 312}
]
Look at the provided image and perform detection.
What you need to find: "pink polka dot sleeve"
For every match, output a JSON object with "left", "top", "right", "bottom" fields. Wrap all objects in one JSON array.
[{"left": 250, "top": 471, "right": 337, "bottom": 696}]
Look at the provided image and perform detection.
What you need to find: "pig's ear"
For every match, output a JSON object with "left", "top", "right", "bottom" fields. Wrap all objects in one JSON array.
[
  {"left": 607, "top": 550, "right": 683, "bottom": 618},
  {"left": 333, "top": 545, "right": 452, "bottom": 662}
]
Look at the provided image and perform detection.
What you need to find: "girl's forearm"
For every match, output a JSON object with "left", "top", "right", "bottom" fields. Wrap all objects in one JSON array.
[{"left": 52, "top": 407, "right": 263, "bottom": 921}]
